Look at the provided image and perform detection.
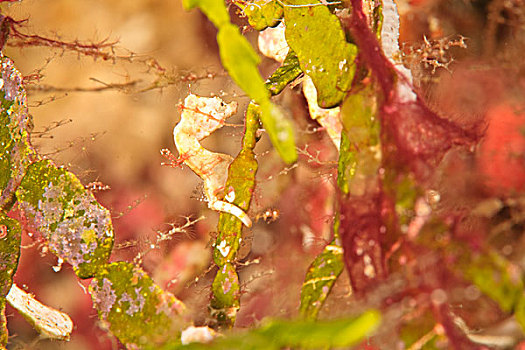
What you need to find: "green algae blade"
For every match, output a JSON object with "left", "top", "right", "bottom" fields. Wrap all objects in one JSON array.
[
  {"left": 337, "top": 132, "right": 354, "bottom": 194},
  {"left": 465, "top": 250, "right": 524, "bottom": 316},
  {"left": 181, "top": 0, "right": 297, "bottom": 163},
  {"left": 161, "top": 310, "right": 380, "bottom": 349},
  {"left": 299, "top": 133, "right": 348, "bottom": 320},
  {"left": 210, "top": 263, "right": 241, "bottom": 328},
  {"left": 0, "top": 55, "right": 33, "bottom": 210},
  {"left": 298, "top": 85, "right": 381, "bottom": 320},
  {"left": 0, "top": 214, "right": 20, "bottom": 300},
  {"left": 259, "top": 102, "right": 297, "bottom": 164},
  {"left": 90, "top": 262, "right": 188, "bottom": 348},
  {"left": 255, "top": 310, "right": 380, "bottom": 348},
  {"left": 217, "top": 24, "right": 269, "bottom": 104},
  {"left": 16, "top": 160, "right": 114, "bottom": 279},
  {"left": 181, "top": 0, "right": 230, "bottom": 27},
  {"left": 238, "top": 0, "right": 283, "bottom": 31},
  {"left": 339, "top": 85, "right": 381, "bottom": 196},
  {"left": 216, "top": 26, "right": 297, "bottom": 163},
  {"left": 265, "top": 50, "right": 302, "bottom": 96},
  {"left": 299, "top": 242, "right": 344, "bottom": 320},
  {"left": 211, "top": 103, "right": 260, "bottom": 327},
  {"left": 283, "top": 0, "right": 357, "bottom": 108},
  {"left": 213, "top": 103, "right": 260, "bottom": 267}
]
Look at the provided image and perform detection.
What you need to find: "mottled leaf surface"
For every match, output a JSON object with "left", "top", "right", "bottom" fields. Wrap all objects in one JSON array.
[
  {"left": 265, "top": 50, "right": 302, "bottom": 96},
  {"left": 299, "top": 243, "right": 344, "bottom": 320},
  {"left": 211, "top": 103, "right": 259, "bottom": 327},
  {"left": 339, "top": 86, "right": 381, "bottom": 196},
  {"left": 90, "top": 262, "right": 188, "bottom": 349},
  {"left": 213, "top": 103, "right": 259, "bottom": 267},
  {"left": 210, "top": 263, "right": 240, "bottom": 327},
  {"left": 0, "top": 214, "right": 20, "bottom": 299},
  {"left": 0, "top": 55, "right": 32, "bottom": 210},
  {"left": 239, "top": 0, "right": 283, "bottom": 31},
  {"left": 283, "top": 0, "right": 357, "bottom": 108},
  {"left": 16, "top": 160, "right": 114, "bottom": 278}
]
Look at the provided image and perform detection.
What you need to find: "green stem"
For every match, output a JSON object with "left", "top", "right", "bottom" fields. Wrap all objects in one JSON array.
[{"left": 211, "top": 102, "right": 261, "bottom": 328}]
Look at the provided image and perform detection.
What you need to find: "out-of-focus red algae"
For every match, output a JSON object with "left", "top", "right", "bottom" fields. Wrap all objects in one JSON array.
[
  {"left": 338, "top": 0, "right": 483, "bottom": 294},
  {"left": 478, "top": 103, "right": 525, "bottom": 196},
  {"left": 346, "top": 0, "right": 479, "bottom": 178},
  {"left": 339, "top": 193, "right": 388, "bottom": 292}
]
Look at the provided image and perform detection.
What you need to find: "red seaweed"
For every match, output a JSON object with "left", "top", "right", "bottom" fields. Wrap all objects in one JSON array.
[
  {"left": 345, "top": 0, "right": 480, "bottom": 178},
  {"left": 339, "top": 192, "right": 387, "bottom": 292}
]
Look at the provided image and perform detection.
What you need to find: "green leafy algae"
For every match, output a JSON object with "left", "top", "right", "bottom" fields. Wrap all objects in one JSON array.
[
  {"left": 337, "top": 132, "right": 353, "bottom": 194},
  {"left": 211, "top": 103, "right": 260, "bottom": 327},
  {"left": 162, "top": 310, "right": 380, "bottom": 349},
  {"left": 16, "top": 160, "right": 114, "bottom": 279},
  {"left": 216, "top": 25, "right": 297, "bottom": 163},
  {"left": 299, "top": 85, "right": 381, "bottom": 319},
  {"left": 217, "top": 24, "right": 269, "bottom": 104},
  {"left": 0, "top": 213, "right": 20, "bottom": 346},
  {"left": 182, "top": 0, "right": 297, "bottom": 163},
  {"left": 90, "top": 262, "right": 188, "bottom": 349},
  {"left": 298, "top": 84, "right": 383, "bottom": 319},
  {"left": 182, "top": 0, "right": 230, "bottom": 27},
  {"left": 299, "top": 243, "right": 344, "bottom": 320},
  {"left": 238, "top": 0, "right": 283, "bottom": 31},
  {"left": 265, "top": 50, "right": 302, "bottom": 96},
  {"left": 299, "top": 117, "right": 358, "bottom": 319},
  {"left": 0, "top": 215, "right": 20, "bottom": 297},
  {"left": 210, "top": 263, "right": 241, "bottom": 327},
  {"left": 283, "top": 0, "right": 357, "bottom": 108},
  {"left": 259, "top": 102, "right": 297, "bottom": 164},
  {"left": 0, "top": 55, "right": 33, "bottom": 210},
  {"left": 339, "top": 85, "right": 381, "bottom": 196},
  {"left": 465, "top": 251, "right": 524, "bottom": 315},
  {"left": 253, "top": 310, "right": 380, "bottom": 349},
  {"left": 213, "top": 103, "right": 260, "bottom": 266}
]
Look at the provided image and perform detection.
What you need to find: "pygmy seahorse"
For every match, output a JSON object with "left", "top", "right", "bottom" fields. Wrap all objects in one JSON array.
[{"left": 173, "top": 94, "right": 252, "bottom": 227}]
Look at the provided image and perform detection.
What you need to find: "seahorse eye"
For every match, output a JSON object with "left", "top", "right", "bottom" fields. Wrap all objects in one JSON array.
[{"left": 255, "top": 129, "right": 263, "bottom": 142}]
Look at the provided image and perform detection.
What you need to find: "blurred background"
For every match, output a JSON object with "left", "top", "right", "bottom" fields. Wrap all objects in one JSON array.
[{"left": 1, "top": 0, "right": 524, "bottom": 349}]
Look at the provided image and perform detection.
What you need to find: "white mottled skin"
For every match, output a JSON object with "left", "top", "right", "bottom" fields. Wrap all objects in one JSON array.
[{"left": 173, "top": 94, "right": 252, "bottom": 227}]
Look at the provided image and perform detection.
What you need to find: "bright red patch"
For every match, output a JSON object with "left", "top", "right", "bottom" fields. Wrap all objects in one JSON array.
[{"left": 478, "top": 104, "right": 525, "bottom": 196}]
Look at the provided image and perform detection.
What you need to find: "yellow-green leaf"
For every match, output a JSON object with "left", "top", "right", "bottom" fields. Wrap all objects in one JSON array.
[{"left": 283, "top": 0, "right": 357, "bottom": 107}]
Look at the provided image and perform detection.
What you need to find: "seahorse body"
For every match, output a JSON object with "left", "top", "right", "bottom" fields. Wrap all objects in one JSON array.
[{"left": 173, "top": 94, "right": 252, "bottom": 227}]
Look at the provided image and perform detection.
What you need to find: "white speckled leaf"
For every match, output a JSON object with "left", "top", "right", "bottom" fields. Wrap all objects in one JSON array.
[{"left": 16, "top": 160, "right": 114, "bottom": 279}]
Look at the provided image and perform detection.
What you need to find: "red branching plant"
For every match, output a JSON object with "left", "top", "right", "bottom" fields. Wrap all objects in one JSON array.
[{"left": 346, "top": 0, "right": 480, "bottom": 178}]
